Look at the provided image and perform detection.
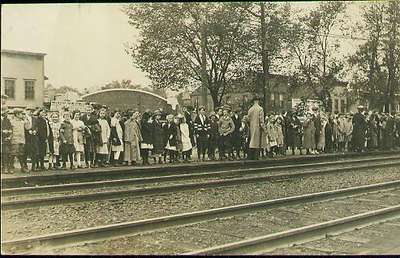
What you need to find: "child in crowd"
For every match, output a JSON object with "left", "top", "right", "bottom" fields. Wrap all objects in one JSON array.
[{"left": 59, "top": 112, "right": 75, "bottom": 170}]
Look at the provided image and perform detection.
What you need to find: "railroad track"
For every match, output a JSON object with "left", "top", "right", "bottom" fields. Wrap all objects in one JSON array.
[
  {"left": 2, "top": 157, "right": 400, "bottom": 210},
  {"left": 2, "top": 180, "right": 400, "bottom": 254},
  {"left": 3, "top": 155, "right": 399, "bottom": 196},
  {"left": 185, "top": 205, "right": 400, "bottom": 255},
  {"left": 3, "top": 150, "right": 399, "bottom": 189}
]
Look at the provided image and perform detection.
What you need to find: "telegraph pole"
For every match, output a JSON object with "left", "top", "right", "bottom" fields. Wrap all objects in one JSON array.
[
  {"left": 200, "top": 23, "right": 209, "bottom": 111},
  {"left": 260, "top": 2, "right": 268, "bottom": 112}
]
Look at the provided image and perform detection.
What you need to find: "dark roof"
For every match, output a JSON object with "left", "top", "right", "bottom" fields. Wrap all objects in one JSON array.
[{"left": 1, "top": 49, "right": 46, "bottom": 57}]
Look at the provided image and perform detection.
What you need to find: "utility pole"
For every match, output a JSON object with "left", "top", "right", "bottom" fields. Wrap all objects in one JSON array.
[
  {"left": 260, "top": 2, "right": 268, "bottom": 112},
  {"left": 200, "top": 23, "right": 209, "bottom": 111}
]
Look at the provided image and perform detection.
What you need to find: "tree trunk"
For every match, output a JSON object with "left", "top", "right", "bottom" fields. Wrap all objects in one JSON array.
[{"left": 210, "top": 89, "right": 220, "bottom": 111}]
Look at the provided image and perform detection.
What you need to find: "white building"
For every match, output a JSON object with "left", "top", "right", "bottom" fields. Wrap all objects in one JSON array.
[{"left": 1, "top": 49, "right": 47, "bottom": 108}]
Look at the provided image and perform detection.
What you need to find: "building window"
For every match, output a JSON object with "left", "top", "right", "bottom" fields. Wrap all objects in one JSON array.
[
  {"left": 279, "top": 94, "right": 284, "bottom": 107},
  {"left": 4, "top": 79, "right": 15, "bottom": 99},
  {"left": 25, "top": 80, "right": 35, "bottom": 100},
  {"left": 340, "top": 99, "right": 346, "bottom": 113},
  {"left": 334, "top": 99, "right": 339, "bottom": 113},
  {"left": 270, "top": 93, "right": 275, "bottom": 107}
]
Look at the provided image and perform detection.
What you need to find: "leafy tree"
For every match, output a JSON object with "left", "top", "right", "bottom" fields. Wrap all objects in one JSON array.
[
  {"left": 101, "top": 79, "right": 167, "bottom": 98},
  {"left": 239, "top": 2, "right": 292, "bottom": 108},
  {"left": 349, "top": 1, "right": 400, "bottom": 112},
  {"left": 123, "top": 3, "right": 250, "bottom": 108},
  {"left": 101, "top": 79, "right": 141, "bottom": 90},
  {"left": 287, "top": 2, "right": 347, "bottom": 111}
]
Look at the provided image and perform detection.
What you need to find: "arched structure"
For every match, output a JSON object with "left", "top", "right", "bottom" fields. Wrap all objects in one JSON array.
[{"left": 81, "top": 88, "right": 172, "bottom": 113}]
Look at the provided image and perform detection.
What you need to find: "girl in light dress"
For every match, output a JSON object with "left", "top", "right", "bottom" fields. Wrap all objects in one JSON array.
[
  {"left": 110, "top": 111, "right": 124, "bottom": 166},
  {"left": 49, "top": 112, "right": 61, "bottom": 169},
  {"left": 71, "top": 111, "right": 85, "bottom": 168},
  {"left": 179, "top": 115, "right": 193, "bottom": 162}
]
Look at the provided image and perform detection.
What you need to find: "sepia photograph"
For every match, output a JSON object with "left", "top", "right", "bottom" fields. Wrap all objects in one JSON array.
[{"left": 1, "top": 1, "right": 400, "bottom": 255}]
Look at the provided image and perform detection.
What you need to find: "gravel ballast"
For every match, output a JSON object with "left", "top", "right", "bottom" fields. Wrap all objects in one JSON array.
[
  {"left": 38, "top": 189, "right": 400, "bottom": 255},
  {"left": 2, "top": 166, "right": 400, "bottom": 241}
]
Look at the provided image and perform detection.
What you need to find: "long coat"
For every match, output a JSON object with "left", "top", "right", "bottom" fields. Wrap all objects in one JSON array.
[
  {"left": 152, "top": 119, "right": 165, "bottom": 154},
  {"left": 24, "top": 115, "right": 39, "bottom": 155},
  {"left": 367, "top": 120, "right": 378, "bottom": 149},
  {"left": 37, "top": 116, "right": 54, "bottom": 154},
  {"left": 163, "top": 122, "right": 178, "bottom": 151},
  {"left": 286, "top": 116, "right": 302, "bottom": 148},
  {"left": 247, "top": 103, "right": 267, "bottom": 149},
  {"left": 231, "top": 114, "right": 242, "bottom": 147},
  {"left": 124, "top": 119, "right": 142, "bottom": 162},
  {"left": 1, "top": 116, "right": 12, "bottom": 155},
  {"left": 383, "top": 116, "right": 395, "bottom": 149},
  {"left": 97, "top": 118, "right": 110, "bottom": 154},
  {"left": 303, "top": 118, "right": 316, "bottom": 149},
  {"left": 352, "top": 112, "right": 367, "bottom": 149}
]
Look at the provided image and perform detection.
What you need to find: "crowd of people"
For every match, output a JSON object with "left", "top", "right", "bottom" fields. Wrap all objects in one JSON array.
[{"left": 1, "top": 95, "right": 400, "bottom": 174}]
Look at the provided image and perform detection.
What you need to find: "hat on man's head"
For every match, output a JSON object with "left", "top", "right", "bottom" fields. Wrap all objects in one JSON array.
[
  {"left": 252, "top": 95, "right": 261, "bottom": 102},
  {"left": 357, "top": 105, "right": 364, "bottom": 110},
  {"left": 198, "top": 105, "right": 206, "bottom": 111},
  {"left": 153, "top": 110, "right": 162, "bottom": 116},
  {"left": 209, "top": 111, "right": 217, "bottom": 118}
]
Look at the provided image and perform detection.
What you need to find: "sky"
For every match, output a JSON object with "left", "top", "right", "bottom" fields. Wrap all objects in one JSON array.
[
  {"left": 2, "top": 2, "right": 365, "bottom": 94},
  {"left": 1, "top": 3, "right": 150, "bottom": 92}
]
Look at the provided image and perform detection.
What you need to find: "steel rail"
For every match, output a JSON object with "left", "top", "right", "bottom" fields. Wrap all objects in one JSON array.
[
  {"left": 2, "top": 180, "right": 400, "bottom": 254},
  {"left": 3, "top": 150, "right": 399, "bottom": 188},
  {"left": 2, "top": 160, "right": 400, "bottom": 210},
  {"left": 184, "top": 205, "right": 400, "bottom": 255},
  {"left": 3, "top": 155, "right": 398, "bottom": 196}
]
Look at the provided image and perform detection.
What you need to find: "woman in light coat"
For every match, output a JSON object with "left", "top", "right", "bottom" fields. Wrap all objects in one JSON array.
[
  {"left": 124, "top": 111, "right": 142, "bottom": 165},
  {"left": 49, "top": 112, "right": 61, "bottom": 169},
  {"left": 303, "top": 113, "right": 316, "bottom": 154},
  {"left": 317, "top": 116, "right": 328, "bottom": 152},
  {"left": 97, "top": 109, "right": 110, "bottom": 167}
]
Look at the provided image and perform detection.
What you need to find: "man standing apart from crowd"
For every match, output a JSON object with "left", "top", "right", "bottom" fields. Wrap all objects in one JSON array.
[
  {"left": 247, "top": 95, "right": 266, "bottom": 160},
  {"left": 352, "top": 105, "right": 368, "bottom": 152}
]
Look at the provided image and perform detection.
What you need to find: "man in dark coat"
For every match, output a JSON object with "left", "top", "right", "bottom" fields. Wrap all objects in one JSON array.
[
  {"left": 81, "top": 105, "right": 100, "bottom": 167},
  {"left": 285, "top": 112, "right": 303, "bottom": 155},
  {"left": 395, "top": 113, "right": 400, "bottom": 149},
  {"left": 1, "top": 107, "right": 13, "bottom": 173},
  {"left": 23, "top": 106, "right": 39, "bottom": 171},
  {"left": 352, "top": 106, "right": 368, "bottom": 152},
  {"left": 383, "top": 113, "right": 396, "bottom": 150},
  {"left": 194, "top": 106, "right": 210, "bottom": 161},
  {"left": 313, "top": 109, "right": 322, "bottom": 152},
  {"left": 231, "top": 108, "right": 242, "bottom": 159},
  {"left": 37, "top": 109, "right": 54, "bottom": 170}
]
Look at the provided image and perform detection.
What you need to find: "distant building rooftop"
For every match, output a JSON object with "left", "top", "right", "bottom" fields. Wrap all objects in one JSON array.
[{"left": 1, "top": 49, "right": 46, "bottom": 57}]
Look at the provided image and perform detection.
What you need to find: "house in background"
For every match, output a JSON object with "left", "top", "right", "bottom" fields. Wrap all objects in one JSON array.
[
  {"left": 1, "top": 49, "right": 47, "bottom": 108},
  {"left": 190, "top": 72, "right": 354, "bottom": 114}
]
